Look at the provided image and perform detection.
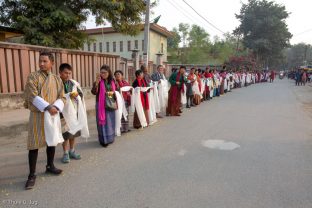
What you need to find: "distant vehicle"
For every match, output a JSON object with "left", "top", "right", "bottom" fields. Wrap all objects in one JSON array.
[
  {"left": 300, "top": 65, "right": 312, "bottom": 71},
  {"left": 279, "top": 71, "right": 285, "bottom": 79}
]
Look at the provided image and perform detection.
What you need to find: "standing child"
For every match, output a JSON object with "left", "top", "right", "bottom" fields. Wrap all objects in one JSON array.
[{"left": 59, "top": 63, "right": 89, "bottom": 163}]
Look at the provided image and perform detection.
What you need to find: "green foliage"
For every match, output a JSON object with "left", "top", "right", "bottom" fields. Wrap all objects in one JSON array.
[
  {"left": 167, "top": 24, "right": 244, "bottom": 65},
  {"left": 0, "top": 0, "right": 146, "bottom": 48},
  {"left": 286, "top": 43, "right": 312, "bottom": 69},
  {"left": 178, "top": 23, "right": 190, "bottom": 47},
  {"left": 167, "top": 27, "right": 181, "bottom": 49},
  {"left": 188, "top": 25, "right": 210, "bottom": 48},
  {"left": 235, "top": 0, "right": 292, "bottom": 67}
]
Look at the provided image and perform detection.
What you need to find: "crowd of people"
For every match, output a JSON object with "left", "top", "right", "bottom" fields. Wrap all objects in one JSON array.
[
  {"left": 23, "top": 51, "right": 272, "bottom": 190},
  {"left": 287, "top": 69, "right": 312, "bottom": 85},
  {"left": 294, "top": 70, "right": 310, "bottom": 86}
]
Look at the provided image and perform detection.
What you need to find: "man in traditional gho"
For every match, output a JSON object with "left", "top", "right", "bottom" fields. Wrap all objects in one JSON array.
[
  {"left": 167, "top": 66, "right": 187, "bottom": 116},
  {"left": 24, "top": 51, "right": 65, "bottom": 190},
  {"left": 151, "top": 65, "right": 167, "bottom": 118}
]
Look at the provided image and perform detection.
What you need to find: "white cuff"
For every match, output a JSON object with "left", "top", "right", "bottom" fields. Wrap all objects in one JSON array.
[
  {"left": 53, "top": 99, "right": 64, "bottom": 112},
  {"left": 32, "top": 96, "right": 49, "bottom": 112}
]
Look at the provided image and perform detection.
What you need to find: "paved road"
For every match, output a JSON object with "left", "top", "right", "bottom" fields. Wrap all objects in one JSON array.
[{"left": 1, "top": 79, "right": 312, "bottom": 208}]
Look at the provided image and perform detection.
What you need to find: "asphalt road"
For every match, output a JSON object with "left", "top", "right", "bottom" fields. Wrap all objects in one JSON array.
[{"left": 1, "top": 79, "right": 312, "bottom": 208}]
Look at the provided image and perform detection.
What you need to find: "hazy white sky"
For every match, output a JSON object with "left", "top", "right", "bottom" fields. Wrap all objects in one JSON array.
[{"left": 85, "top": 0, "right": 312, "bottom": 45}]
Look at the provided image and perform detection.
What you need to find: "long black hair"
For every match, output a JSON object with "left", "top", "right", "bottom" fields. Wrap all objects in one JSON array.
[{"left": 100, "top": 64, "right": 113, "bottom": 82}]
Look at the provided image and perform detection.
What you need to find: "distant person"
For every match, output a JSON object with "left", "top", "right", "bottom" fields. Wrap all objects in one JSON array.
[
  {"left": 295, "top": 70, "right": 301, "bottom": 86},
  {"left": 114, "top": 70, "right": 132, "bottom": 133},
  {"left": 132, "top": 69, "right": 150, "bottom": 128},
  {"left": 141, "top": 65, "right": 152, "bottom": 87},
  {"left": 269, "top": 70, "right": 275, "bottom": 83},
  {"left": 151, "top": 65, "right": 167, "bottom": 118},
  {"left": 301, "top": 71, "right": 307, "bottom": 86},
  {"left": 167, "top": 66, "right": 187, "bottom": 116},
  {"left": 186, "top": 68, "right": 196, "bottom": 108}
]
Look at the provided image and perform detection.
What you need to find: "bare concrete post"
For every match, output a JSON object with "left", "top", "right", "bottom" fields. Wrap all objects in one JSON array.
[
  {"left": 156, "top": 52, "right": 164, "bottom": 66},
  {"left": 132, "top": 48, "right": 139, "bottom": 70}
]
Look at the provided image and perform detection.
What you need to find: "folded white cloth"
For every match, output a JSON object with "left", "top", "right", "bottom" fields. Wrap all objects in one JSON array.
[{"left": 44, "top": 111, "right": 64, "bottom": 146}]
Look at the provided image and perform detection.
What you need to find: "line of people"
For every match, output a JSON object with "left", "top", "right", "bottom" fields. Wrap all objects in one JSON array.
[
  {"left": 166, "top": 65, "right": 271, "bottom": 116},
  {"left": 23, "top": 51, "right": 269, "bottom": 190}
]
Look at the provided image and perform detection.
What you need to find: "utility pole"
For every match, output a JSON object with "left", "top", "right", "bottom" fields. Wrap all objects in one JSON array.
[
  {"left": 143, "top": 0, "right": 150, "bottom": 67},
  {"left": 303, "top": 45, "right": 308, "bottom": 66}
]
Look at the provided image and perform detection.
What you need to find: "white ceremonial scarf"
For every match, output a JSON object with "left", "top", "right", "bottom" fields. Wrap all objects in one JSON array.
[
  {"left": 130, "top": 87, "right": 150, "bottom": 128},
  {"left": 120, "top": 86, "right": 133, "bottom": 121},
  {"left": 148, "top": 85, "right": 157, "bottom": 125},
  {"left": 200, "top": 79, "right": 205, "bottom": 94},
  {"left": 224, "top": 76, "right": 228, "bottom": 90},
  {"left": 44, "top": 111, "right": 64, "bottom": 146},
  {"left": 62, "top": 80, "right": 89, "bottom": 140},
  {"left": 158, "top": 79, "right": 169, "bottom": 113},
  {"left": 153, "top": 82, "right": 161, "bottom": 114},
  {"left": 114, "top": 91, "right": 123, "bottom": 136},
  {"left": 181, "top": 83, "right": 187, "bottom": 105},
  {"left": 192, "top": 80, "right": 202, "bottom": 98}
]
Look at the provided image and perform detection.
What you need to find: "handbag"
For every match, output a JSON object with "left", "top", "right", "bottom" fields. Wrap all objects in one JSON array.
[{"left": 105, "top": 94, "right": 117, "bottom": 111}]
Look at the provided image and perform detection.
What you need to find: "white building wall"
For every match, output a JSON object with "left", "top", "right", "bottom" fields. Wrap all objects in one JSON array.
[{"left": 83, "top": 30, "right": 168, "bottom": 64}]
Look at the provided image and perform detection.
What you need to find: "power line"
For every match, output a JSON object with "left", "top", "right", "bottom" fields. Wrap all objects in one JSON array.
[
  {"left": 170, "top": 0, "right": 208, "bottom": 27},
  {"left": 293, "top": 27, "right": 312, "bottom": 37},
  {"left": 166, "top": 0, "right": 199, "bottom": 25},
  {"left": 181, "top": 0, "right": 225, "bottom": 34}
]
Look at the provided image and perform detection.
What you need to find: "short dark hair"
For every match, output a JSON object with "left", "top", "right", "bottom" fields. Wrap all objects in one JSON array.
[
  {"left": 100, "top": 64, "right": 113, "bottom": 82},
  {"left": 114, "top": 70, "right": 123, "bottom": 76},
  {"left": 140, "top": 65, "right": 147, "bottom": 71},
  {"left": 135, "top": 69, "right": 143, "bottom": 77},
  {"left": 180, "top": 65, "right": 186, "bottom": 70},
  {"left": 59, "top": 63, "right": 72, "bottom": 72},
  {"left": 39, "top": 51, "right": 54, "bottom": 62}
]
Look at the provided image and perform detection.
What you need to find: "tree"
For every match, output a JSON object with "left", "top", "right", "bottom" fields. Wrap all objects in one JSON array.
[
  {"left": 188, "top": 25, "right": 210, "bottom": 48},
  {"left": 286, "top": 43, "right": 312, "bottom": 69},
  {"left": 178, "top": 23, "right": 190, "bottom": 47},
  {"left": 0, "top": 0, "right": 146, "bottom": 48},
  {"left": 167, "top": 22, "right": 250, "bottom": 65},
  {"left": 235, "top": 0, "right": 292, "bottom": 67},
  {"left": 167, "top": 27, "right": 181, "bottom": 49}
]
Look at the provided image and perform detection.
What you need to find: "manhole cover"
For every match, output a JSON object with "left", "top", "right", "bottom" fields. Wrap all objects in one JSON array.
[{"left": 202, "top": 140, "right": 240, "bottom": 150}]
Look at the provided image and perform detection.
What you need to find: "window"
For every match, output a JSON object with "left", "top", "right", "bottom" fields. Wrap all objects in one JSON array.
[
  {"left": 142, "top": 40, "right": 144, "bottom": 51},
  {"left": 120, "top": 41, "right": 123, "bottom": 52},
  {"left": 93, "top": 43, "right": 96, "bottom": 52},
  {"left": 99, "top": 42, "right": 103, "bottom": 52},
  {"left": 161, "top": 43, "right": 164, "bottom": 53},
  {"left": 113, "top": 42, "right": 116, "bottom": 52},
  {"left": 135, "top": 40, "right": 138, "bottom": 49},
  {"left": 128, "top": 41, "right": 131, "bottom": 51},
  {"left": 106, "top": 42, "right": 110, "bottom": 52},
  {"left": 87, "top": 44, "right": 90, "bottom": 51}
]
